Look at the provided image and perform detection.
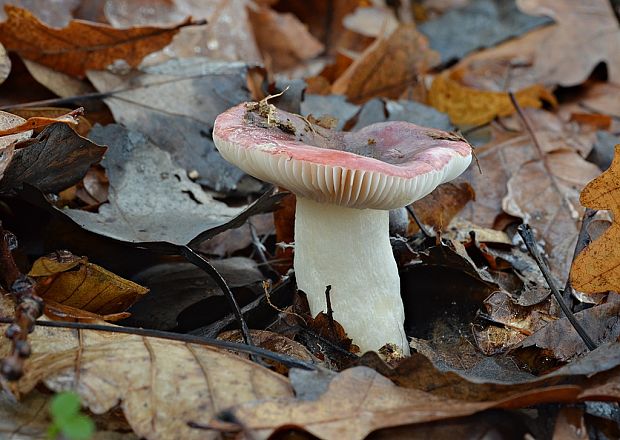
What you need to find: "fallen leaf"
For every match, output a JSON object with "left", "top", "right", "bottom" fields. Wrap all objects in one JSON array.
[
  {"left": 0, "top": 324, "right": 293, "bottom": 440},
  {"left": 86, "top": 58, "right": 253, "bottom": 191},
  {"left": 517, "top": 300, "right": 620, "bottom": 363},
  {"left": 105, "top": 0, "right": 262, "bottom": 66},
  {"left": 517, "top": 0, "right": 620, "bottom": 86},
  {"left": 29, "top": 250, "right": 148, "bottom": 316},
  {"left": 60, "top": 123, "right": 242, "bottom": 245},
  {"left": 0, "top": 122, "right": 106, "bottom": 194},
  {"left": 503, "top": 149, "right": 601, "bottom": 280},
  {"left": 419, "top": 0, "right": 550, "bottom": 63},
  {"left": 0, "top": 108, "right": 79, "bottom": 137},
  {"left": 571, "top": 145, "right": 620, "bottom": 293},
  {"left": 588, "top": 131, "right": 620, "bottom": 170},
  {"left": 8, "top": 107, "right": 92, "bottom": 137},
  {"left": 44, "top": 300, "right": 131, "bottom": 323},
  {"left": 0, "top": 42, "right": 9, "bottom": 85},
  {"left": 332, "top": 24, "right": 439, "bottom": 104},
  {"left": 428, "top": 69, "right": 556, "bottom": 125},
  {"left": 300, "top": 94, "right": 360, "bottom": 131},
  {"left": 247, "top": 4, "right": 324, "bottom": 72},
  {"left": 22, "top": 59, "right": 95, "bottom": 98},
  {"left": 342, "top": 6, "right": 398, "bottom": 38},
  {"left": 0, "top": 0, "right": 79, "bottom": 27},
  {"left": 0, "top": 5, "right": 187, "bottom": 78},
  {"left": 408, "top": 181, "right": 475, "bottom": 234},
  {"left": 227, "top": 365, "right": 581, "bottom": 440},
  {"left": 552, "top": 407, "right": 588, "bottom": 440}
]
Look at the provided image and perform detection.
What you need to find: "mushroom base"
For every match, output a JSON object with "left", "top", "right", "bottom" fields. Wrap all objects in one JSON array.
[{"left": 294, "top": 197, "right": 410, "bottom": 355}]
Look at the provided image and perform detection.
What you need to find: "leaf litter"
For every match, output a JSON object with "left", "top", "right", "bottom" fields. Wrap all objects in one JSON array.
[{"left": 1, "top": 1, "right": 620, "bottom": 439}]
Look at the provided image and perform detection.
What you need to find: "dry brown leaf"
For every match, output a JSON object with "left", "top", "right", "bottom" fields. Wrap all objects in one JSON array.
[
  {"left": 503, "top": 149, "right": 601, "bottom": 280},
  {"left": 517, "top": 0, "right": 620, "bottom": 86},
  {"left": 248, "top": 5, "right": 324, "bottom": 72},
  {"left": 228, "top": 366, "right": 581, "bottom": 440},
  {"left": 332, "top": 24, "right": 439, "bottom": 104},
  {"left": 570, "top": 145, "right": 620, "bottom": 293},
  {"left": 0, "top": 324, "right": 293, "bottom": 440},
  {"left": 0, "top": 42, "right": 9, "bottom": 85},
  {"left": 0, "top": 111, "right": 31, "bottom": 182},
  {"left": 0, "top": 108, "right": 80, "bottom": 138},
  {"left": 0, "top": 5, "right": 187, "bottom": 78},
  {"left": 408, "top": 181, "right": 475, "bottom": 234},
  {"left": 22, "top": 58, "right": 96, "bottom": 98},
  {"left": 44, "top": 299, "right": 131, "bottom": 323},
  {"left": 29, "top": 251, "right": 148, "bottom": 316},
  {"left": 9, "top": 107, "right": 92, "bottom": 137},
  {"left": 428, "top": 69, "right": 556, "bottom": 125}
]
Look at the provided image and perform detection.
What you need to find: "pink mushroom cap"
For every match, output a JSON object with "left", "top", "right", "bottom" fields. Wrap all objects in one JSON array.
[{"left": 214, "top": 102, "right": 472, "bottom": 209}]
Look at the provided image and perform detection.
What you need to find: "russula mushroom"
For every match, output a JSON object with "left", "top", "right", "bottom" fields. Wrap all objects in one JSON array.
[{"left": 213, "top": 102, "right": 472, "bottom": 354}]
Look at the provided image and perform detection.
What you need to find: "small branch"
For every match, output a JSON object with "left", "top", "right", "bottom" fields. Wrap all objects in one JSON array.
[
  {"left": 179, "top": 245, "right": 253, "bottom": 348},
  {"left": 324, "top": 285, "right": 337, "bottom": 342},
  {"left": 0, "top": 224, "right": 44, "bottom": 381},
  {"left": 0, "top": 317, "right": 317, "bottom": 371},
  {"left": 405, "top": 205, "right": 432, "bottom": 238},
  {"left": 517, "top": 224, "right": 597, "bottom": 351}
]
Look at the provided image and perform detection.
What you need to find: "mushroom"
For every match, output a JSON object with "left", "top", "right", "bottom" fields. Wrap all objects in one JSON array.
[{"left": 213, "top": 102, "right": 472, "bottom": 354}]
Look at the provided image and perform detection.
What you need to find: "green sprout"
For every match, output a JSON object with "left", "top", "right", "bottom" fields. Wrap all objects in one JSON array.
[{"left": 48, "top": 392, "right": 95, "bottom": 440}]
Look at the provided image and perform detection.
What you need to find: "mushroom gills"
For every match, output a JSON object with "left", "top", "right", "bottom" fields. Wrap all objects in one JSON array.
[{"left": 294, "top": 197, "right": 410, "bottom": 354}]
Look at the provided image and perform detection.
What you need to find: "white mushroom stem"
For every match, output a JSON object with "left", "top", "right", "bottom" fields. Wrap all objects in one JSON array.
[{"left": 294, "top": 197, "right": 410, "bottom": 354}]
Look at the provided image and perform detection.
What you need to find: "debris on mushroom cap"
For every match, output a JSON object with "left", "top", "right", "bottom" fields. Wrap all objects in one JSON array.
[{"left": 214, "top": 102, "right": 472, "bottom": 210}]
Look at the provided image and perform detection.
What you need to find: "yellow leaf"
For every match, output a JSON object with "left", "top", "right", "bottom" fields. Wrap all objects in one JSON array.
[
  {"left": 570, "top": 145, "right": 620, "bottom": 294},
  {"left": 428, "top": 69, "right": 557, "bottom": 125},
  {"left": 29, "top": 251, "right": 148, "bottom": 315}
]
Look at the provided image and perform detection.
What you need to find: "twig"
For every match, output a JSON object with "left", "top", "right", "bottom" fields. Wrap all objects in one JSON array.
[
  {"left": 0, "top": 224, "right": 44, "bottom": 380},
  {"left": 517, "top": 224, "right": 597, "bottom": 350},
  {"left": 0, "top": 317, "right": 317, "bottom": 371},
  {"left": 405, "top": 205, "right": 432, "bottom": 238},
  {"left": 248, "top": 220, "right": 277, "bottom": 278},
  {"left": 324, "top": 285, "right": 337, "bottom": 342},
  {"left": 179, "top": 245, "right": 253, "bottom": 348}
]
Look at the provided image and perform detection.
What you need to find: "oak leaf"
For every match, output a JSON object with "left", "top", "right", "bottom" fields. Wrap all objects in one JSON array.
[
  {"left": 0, "top": 324, "right": 293, "bottom": 440},
  {"left": 428, "top": 69, "right": 556, "bottom": 125},
  {"left": 0, "top": 5, "right": 187, "bottom": 78},
  {"left": 517, "top": 0, "right": 620, "bottom": 86},
  {"left": 29, "top": 251, "right": 148, "bottom": 316},
  {"left": 570, "top": 145, "right": 620, "bottom": 293},
  {"left": 332, "top": 24, "right": 439, "bottom": 104}
]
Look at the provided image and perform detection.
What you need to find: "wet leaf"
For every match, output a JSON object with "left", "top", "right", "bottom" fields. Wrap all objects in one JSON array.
[
  {"left": 60, "top": 124, "right": 242, "bottom": 245},
  {"left": 517, "top": 0, "right": 620, "bottom": 86},
  {"left": 0, "top": 122, "right": 106, "bottom": 194},
  {"left": 332, "top": 24, "right": 439, "bottom": 104},
  {"left": 0, "top": 324, "right": 293, "bottom": 440},
  {"left": 428, "top": 69, "right": 556, "bottom": 125},
  {"left": 0, "top": 5, "right": 187, "bottom": 78},
  {"left": 29, "top": 250, "right": 148, "bottom": 316},
  {"left": 248, "top": 4, "right": 324, "bottom": 72},
  {"left": 87, "top": 59, "right": 253, "bottom": 191},
  {"left": 571, "top": 146, "right": 620, "bottom": 294}
]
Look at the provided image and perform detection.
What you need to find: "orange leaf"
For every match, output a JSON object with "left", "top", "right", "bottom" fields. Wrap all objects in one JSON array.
[
  {"left": 428, "top": 69, "right": 556, "bottom": 125},
  {"left": 570, "top": 145, "right": 620, "bottom": 294},
  {"left": 0, "top": 108, "right": 81, "bottom": 138},
  {"left": 0, "top": 5, "right": 188, "bottom": 78}
]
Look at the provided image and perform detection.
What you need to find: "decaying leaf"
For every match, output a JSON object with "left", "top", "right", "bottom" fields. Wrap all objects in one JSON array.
[
  {"left": 0, "top": 324, "right": 293, "bottom": 440},
  {"left": 86, "top": 59, "right": 253, "bottom": 191},
  {"left": 350, "top": 98, "right": 451, "bottom": 132},
  {"left": 0, "top": 5, "right": 187, "bottom": 78},
  {"left": 60, "top": 124, "right": 242, "bottom": 245},
  {"left": 428, "top": 69, "right": 556, "bottom": 125},
  {"left": 332, "top": 24, "right": 439, "bottom": 104},
  {"left": 571, "top": 145, "right": 620, "bottom": 293},
  {"left": 29, "top": 250, "right": 148, "bottom": 316},
  {"left": 247, "top": 4, "right": 324, "bottom": 72},
  {"left": 503, "top": 149, "right": 601, "bottom": 280},
  {"left": 517, "top": 0, "right": 620, "bottom": 86},
  {"left": 0, "top": 107, "right": 79, "bottom": 137},
  {"left": 0, "top": 0, "right": 79, "bottom": 27},
  {"left": 0, "top": 122, "right": 106, "bottom": 194},
  {"left": 227, "top": 365, "right": 582, "bottom": 440},
  {"left": 9, "top": 107, "right": 92, "bottom": 137}
]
